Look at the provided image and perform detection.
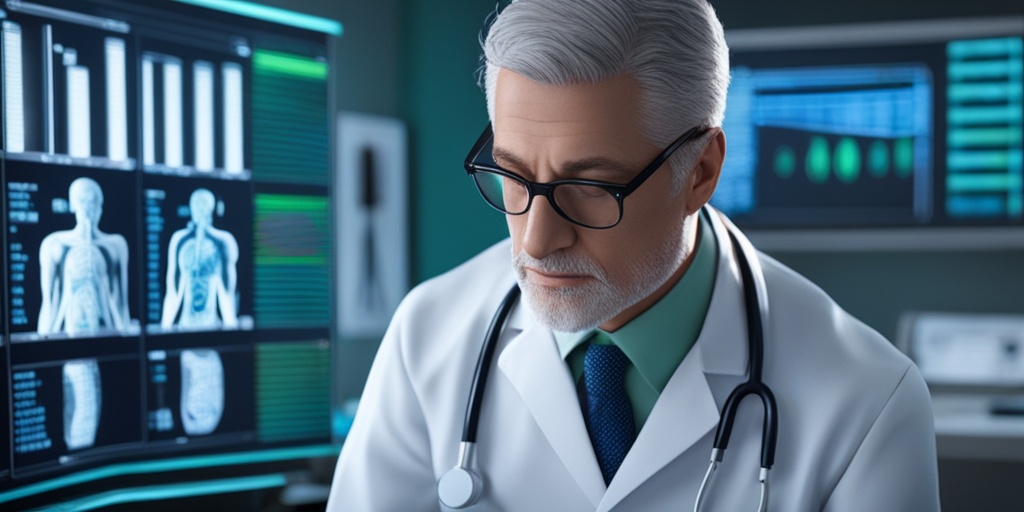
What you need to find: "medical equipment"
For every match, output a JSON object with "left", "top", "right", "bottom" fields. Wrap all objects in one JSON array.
[{"left": 437, "top": 208, "right": 779, "bottom": 510}]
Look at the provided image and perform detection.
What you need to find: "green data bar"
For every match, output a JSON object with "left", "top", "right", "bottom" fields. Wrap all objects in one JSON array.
[
  {"left": 253, "top": 50, "right": 328, "bottom": 80},
  {"left": 255, "top": 194, "right": 329, "bottom": 212},
  {"left": 948, "top": 127, "right": 1024, "bottom": 147},
  {"left": 255, "top": 256, "right": 329, "bottom": 266},
  {"left": 947, "top": 173, "right": 1023, "bottom": 193}
]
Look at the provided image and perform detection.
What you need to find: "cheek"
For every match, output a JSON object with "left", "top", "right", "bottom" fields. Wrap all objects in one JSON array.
[{"left": 612, "top": 192, "right": 688, "bottom": 257}]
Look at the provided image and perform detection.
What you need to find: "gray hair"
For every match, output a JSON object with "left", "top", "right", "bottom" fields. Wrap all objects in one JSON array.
[{"left": 481, "top": 0, "right": 729, "bottom": 189}]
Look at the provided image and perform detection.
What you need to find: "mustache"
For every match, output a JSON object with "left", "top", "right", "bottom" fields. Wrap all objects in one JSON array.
[{"left": 512, "top": 250, "right": 607, "bottom": 282}]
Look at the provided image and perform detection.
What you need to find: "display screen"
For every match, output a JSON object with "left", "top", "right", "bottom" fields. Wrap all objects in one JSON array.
[
  {"left": 713, "top": 19, "right": 1024, "bottom": 230},
  {"left": 0, "top": 0, "right": 337, "bottom": 508}
]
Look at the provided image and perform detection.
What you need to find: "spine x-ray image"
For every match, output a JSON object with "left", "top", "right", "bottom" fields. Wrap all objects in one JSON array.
[
  {"left": 161, "top": 189, "right": 239, "bottom": 329},
  {"left": 180, "top": 349, "right": 224, "bottom": 436},
  {"left": 38, "top": 177, "right": 131, "bottom": 336},
  {"left": 63, "top": 359, "right": 101, "bottom": 450}
]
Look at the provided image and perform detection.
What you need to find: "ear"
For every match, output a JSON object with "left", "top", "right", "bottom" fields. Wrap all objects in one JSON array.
[{"left": 683, "top": 128, "right": 725, "bottom": 214}]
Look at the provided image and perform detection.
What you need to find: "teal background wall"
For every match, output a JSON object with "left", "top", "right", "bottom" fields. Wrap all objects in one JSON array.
[
  {"left": 258, "top": 0, "right": 1024, "bottom": 399},
  {"left": 401, "top": 1, "right": 506, "bottom": 280}
]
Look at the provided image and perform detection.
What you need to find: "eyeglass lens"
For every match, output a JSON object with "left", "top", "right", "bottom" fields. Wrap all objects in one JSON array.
[{"left": 472, "top": 170, "right": 622, "bottom": 228}]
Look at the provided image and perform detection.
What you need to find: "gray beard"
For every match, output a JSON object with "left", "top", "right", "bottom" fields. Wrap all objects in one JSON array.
[{"left": 511, "top": 231, "right": 685, "bottom": 333}]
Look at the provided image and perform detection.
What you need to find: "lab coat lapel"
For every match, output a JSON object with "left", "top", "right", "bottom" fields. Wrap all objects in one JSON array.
[
  {"left": 599, "top": 210, "right": 750, "bottom": 510},
  {"left": 598, "top": 342, "right": 720, "bottom": 511},
  {"left": 497, "top": 320, "right": 606, "bottom": 509}
]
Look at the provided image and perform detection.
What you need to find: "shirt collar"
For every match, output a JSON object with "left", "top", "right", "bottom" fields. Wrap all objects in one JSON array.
[{"left": 554, "top": 212, "right": 718, "bottom": 392}]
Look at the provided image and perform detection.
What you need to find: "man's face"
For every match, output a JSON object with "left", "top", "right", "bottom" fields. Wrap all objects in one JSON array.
[{"left": 493, "top": 69, "right": 701, "bottom": 332}]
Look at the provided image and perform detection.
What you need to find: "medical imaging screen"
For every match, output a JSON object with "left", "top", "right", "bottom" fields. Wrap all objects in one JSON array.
[
  {"left": 143, "top": 175, "right": 254, "bottom": 334},
  {"left": 137, "top": 37, "right": 250, "bottom": 178},
  {"left": 0, "top": 0, "right": 336, "bottom": 507},
  {"left": 145, "top": 345, "right": 255, "bottom": 443},
  {"left": 1, "top": 13, "right": 137, "bottom": 168},
  {"left": 6, "top": 165, "right": 140, "bottom": 340},
  {"left": 8, "top": 349, "right": 143, "bottom": 475},
  {"left": 712, "top": 28, "right": 1024, "bottom": 229}
]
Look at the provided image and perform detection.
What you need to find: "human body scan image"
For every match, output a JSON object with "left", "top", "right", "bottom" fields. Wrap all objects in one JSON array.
[
  {"left": 37, "top": 177, "right": 133, "bottom": 337},
  {"left": 161, "top": 189, "right": 240, "bottom": 329},
  {"left": 180, "top": 348, "right": 224, "bottom": 436},
  {"left": 62, "top": 359, "right": 102, "bottom": 450}
]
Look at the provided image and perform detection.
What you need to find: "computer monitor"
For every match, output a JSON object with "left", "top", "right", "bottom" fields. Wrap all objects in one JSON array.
[
  {"left": 0, "top": 0, "right": 339, "bottom": 508},
  {"left": 713, "top": 17, "right": 1024, "bottom": 249}
]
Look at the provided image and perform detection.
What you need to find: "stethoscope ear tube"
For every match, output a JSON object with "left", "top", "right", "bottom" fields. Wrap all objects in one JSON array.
[
  {"left": 718, "top": 212, "right": 778, "bottom": 470},
  {"left": 696, "top": 207, "right": 779, "bottom": 511}
]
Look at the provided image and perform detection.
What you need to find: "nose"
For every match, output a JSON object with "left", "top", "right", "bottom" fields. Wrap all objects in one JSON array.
[{"left": 517, "top": 194, "right": 576, "bottom": 260}]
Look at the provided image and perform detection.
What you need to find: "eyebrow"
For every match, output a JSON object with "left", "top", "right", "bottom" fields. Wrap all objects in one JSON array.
[{"left": 491, "top": 146, "right": 635, "bottom": 180}]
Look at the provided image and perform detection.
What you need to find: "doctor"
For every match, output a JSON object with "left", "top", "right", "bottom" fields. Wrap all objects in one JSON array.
[{"left": 327, "top": 0, "right": 940, "bottom": 510}]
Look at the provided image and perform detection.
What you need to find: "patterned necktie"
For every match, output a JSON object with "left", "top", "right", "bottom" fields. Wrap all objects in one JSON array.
[{"left": 583, "top": 340, "right": 636, "bottom": 485}]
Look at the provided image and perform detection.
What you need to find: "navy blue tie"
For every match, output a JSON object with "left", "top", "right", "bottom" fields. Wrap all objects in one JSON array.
[{"left": 583, "top": 339, "right": 636, "bottom": 485}]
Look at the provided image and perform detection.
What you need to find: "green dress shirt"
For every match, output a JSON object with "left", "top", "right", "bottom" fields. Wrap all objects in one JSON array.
[{"left": 554, "top": 214, "right": 718, "bottom": 433}]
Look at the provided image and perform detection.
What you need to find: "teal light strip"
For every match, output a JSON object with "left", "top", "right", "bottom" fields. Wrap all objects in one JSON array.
[
  {"left": 173, "top": 0, "right": 342, "bottom": 36},
  {"left": 38, "top": 474, "right": 287, "bottom": 512},
  {"left": 948, "top": 82, "right": 1023, "bottom": 103},
  {"left": 948, "top": 60, "right": 1022, "bottom": 81},
  {"left": 948, "top": 149, "right": 1024, "bottom": 171},
  {"left": 949, "top": 105, "right": 1024, "bottom": 126},
  {"left": 0, "top": 444, "right": 339, "bottom": 504},
  {"left": 948, "top": 127, "right": 1024, "bottom": 147},
  {"left": 948, "top": 37, "right": 1024, "bottom": 60},
  {"left": 947, "top": 173, "right": 1023, "bottom": 193}
]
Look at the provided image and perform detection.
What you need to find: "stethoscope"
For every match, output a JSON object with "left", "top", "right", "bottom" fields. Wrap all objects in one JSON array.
[{"left": 437, "top": 207, "right": 778, "bottom": 511}]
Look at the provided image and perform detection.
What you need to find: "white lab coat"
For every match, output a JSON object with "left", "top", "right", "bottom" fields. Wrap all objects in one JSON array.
[{"left": 327, "top": 215, "right": 940, "bottom": 511}]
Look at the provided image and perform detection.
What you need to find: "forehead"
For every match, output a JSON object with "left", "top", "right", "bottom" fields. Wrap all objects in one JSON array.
[{"left": 492, "top": 69, "right": 648, "bottom": 155}]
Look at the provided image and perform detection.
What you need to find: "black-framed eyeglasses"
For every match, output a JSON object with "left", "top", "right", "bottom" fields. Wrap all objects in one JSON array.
[{"left": 463, "top": 124, "right": 710, "bottom": 229}]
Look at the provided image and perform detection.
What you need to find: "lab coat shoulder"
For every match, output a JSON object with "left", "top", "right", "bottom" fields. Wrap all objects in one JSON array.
[
  {"left": 756, "top": 254, "right": 940, "bottom": 510},
  {"left": 327, "top": 239, "right": 515, "bottom": 511}
]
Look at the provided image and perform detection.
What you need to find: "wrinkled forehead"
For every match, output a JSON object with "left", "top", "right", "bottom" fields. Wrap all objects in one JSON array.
[{"left": 492, "top": 69, "right": 648, "bottom": 155}]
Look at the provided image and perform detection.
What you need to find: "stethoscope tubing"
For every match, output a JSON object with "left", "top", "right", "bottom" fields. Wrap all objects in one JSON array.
[{"left": 462, "top": 284, "right": 521, "bottom": 444}]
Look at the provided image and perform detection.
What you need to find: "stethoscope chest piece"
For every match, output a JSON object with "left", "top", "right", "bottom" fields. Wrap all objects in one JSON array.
[{"left": 438, "top": 442, "right": 484, "bottom": 509}]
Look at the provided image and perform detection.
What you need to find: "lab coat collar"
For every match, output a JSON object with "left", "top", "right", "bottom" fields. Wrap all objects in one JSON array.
[
  {"left": 696, "top": 207, "right": 750, "bottom": 378},
  {"left": 498, "top": 321, "right": 607, "bottom": 508},
  {"left": 497, "top": 209, "right": 750, "bottom": 510}
]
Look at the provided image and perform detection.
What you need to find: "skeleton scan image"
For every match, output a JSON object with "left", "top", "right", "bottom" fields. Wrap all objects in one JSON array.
[
  {"left": 180, "top": 349, "right": 224, "bottom": 436},
  {"left": 62, "top": 359, "right": 102, "bottom": 450},
  {"left": 37, "top": 178, "right": 131, "bottom": 336},
  {"left": 161, "top": 189, "right": 239, "bottom": 329}
]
